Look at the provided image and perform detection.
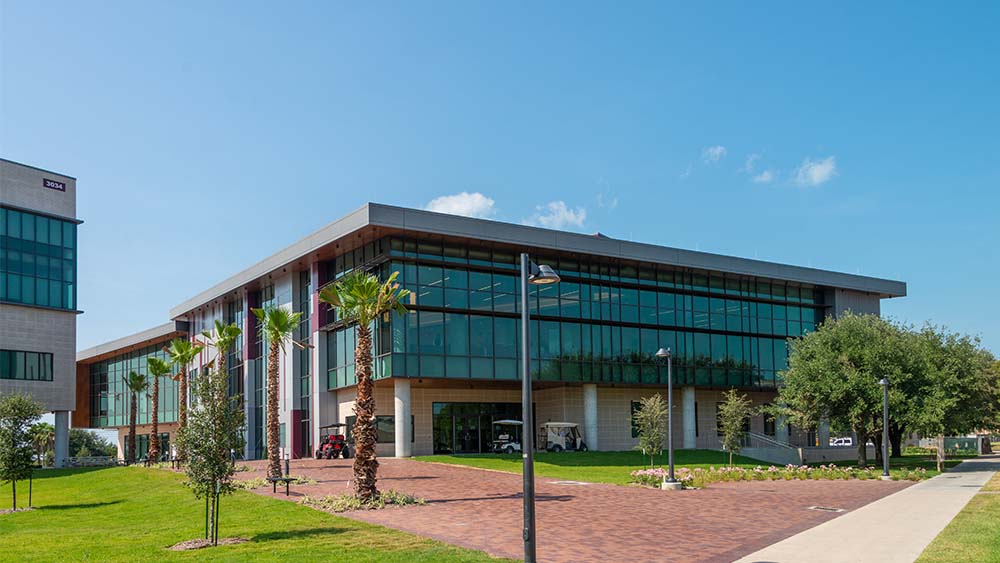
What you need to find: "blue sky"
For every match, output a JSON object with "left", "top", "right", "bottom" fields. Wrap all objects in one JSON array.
[{"left": 2, "top": 1, "right": 998, "bottom": 354}]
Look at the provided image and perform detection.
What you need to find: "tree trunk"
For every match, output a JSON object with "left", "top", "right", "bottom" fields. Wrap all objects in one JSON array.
[
  {"left": 855, "top": 428, "right": 868, "bottom": 466},
  {"left": 873, "top": 433, "right": 883, "bottom": 465},
  {"left": 729, "top": 450, "right": 734, "bottom": 467},
  {"left": 889, "top": 422, "right": 903, "bottom": 459},
  {"left": 149, "top": 375, "right": 160, "bottom": 463},
  {"left": 352, "top": 325, "right": 379, "bottom": 501},
  {"left": 266, "top": 340, "right": 282, "bottom": 479},
  {"left": 128, "top": 392, "right": 138, "bottom": 465},
  {"left": 177, "top": 364, "right": 188, "bottom": 462},
  {"left": 207, "top": 490, "right": 216, "bottom": 546},
  {"left": 11, "top": 480, "right": 15, "bottom": 510}
]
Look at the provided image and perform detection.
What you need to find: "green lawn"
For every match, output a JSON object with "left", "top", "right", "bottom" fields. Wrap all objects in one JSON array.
[
  {"left": 0, "top": 467, "right": 514, "bottom": 563},
  {"left": 414, "top": 449, "right": 767, "bottom": 485},
  {"left": 916, "top": 472, "right": 1000, "bottom": 563}
]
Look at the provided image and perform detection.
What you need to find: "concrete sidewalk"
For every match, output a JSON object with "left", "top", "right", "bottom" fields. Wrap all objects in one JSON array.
[{"left": 735, "top": 455, "right": 1000, "bottom": 563}]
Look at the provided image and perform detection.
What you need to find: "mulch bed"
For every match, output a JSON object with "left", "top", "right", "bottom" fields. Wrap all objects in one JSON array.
[
  {"left": 167, "top": 537, "right": 248, "bottom": 550},
  {"left": 0, "top": 507, "right": 36, "bottom": 515}
]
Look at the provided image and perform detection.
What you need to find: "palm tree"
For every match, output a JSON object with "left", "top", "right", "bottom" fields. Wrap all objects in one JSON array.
[
  {"left": 319, "top": 270, "right": 409, "bottom": 501},
  {"left": 251, "top": 307, "right": 306, "bottom": 479},
  {"left": 124, "top": 371, "right": 149, "bottom": 465},
  {"left": 146, "top": 357, "right": 173, "bottom": 463},
  {"left": 164, "top": 338, "right": 204, "bottom": 462},
  {"left": 200, "top": 320, "right": 242, "bottom": 392},
  {"left": 29, "top": 422, "right": 55, "bottom": 466}
]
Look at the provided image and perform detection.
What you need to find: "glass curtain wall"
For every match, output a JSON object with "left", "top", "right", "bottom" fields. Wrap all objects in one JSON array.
[
  {"left": 0, "top": 206, "right": 77, "bottom": 310},
  {"left": 324, "top": 236, "right": 826, "bottom": 391},
  {"left": 296, "top": 270, "right": 312, "bottom": 456},
  {"left": 88, "top": 343, "right": 176, "bottom": 428}
]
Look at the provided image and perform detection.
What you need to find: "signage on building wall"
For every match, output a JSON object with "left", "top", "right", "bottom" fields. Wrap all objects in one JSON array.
[{"left": 43, "top": 178, "right": 66, "bottom": 191}]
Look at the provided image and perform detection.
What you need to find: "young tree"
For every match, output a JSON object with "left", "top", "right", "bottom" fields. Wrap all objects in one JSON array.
[
  {"left": 777, "top": 313, "right": 911, "bottom": 466},
  {"left": 0, "top": 394, "right": 43, "bottom": 509},
  {"left": 718, "top": 389, "right": 753, "bottom": 466},
  {"left": 632, "top": 394, "right": 668, "bottom": 468},
  {"left": 29, "top": 422, "right": 55, "bottom": 466},
  {"left": 165, "top": 338, "right": 204, "bottom": 462},
  {"left": 251, "top": 307, "right": 305, "bottom": 480},
  {"left": 68, "top": 428, "right": 117, "bottom": 458},
  {"left": 125, "top": 371, "right": 149, "bottom": 464},
  {"left": 146, "top": 357, "right": 174, "bottom": 462},
  {"left": 177, "top": 365, "right": 245, "bottom": 545},
  {"left": 319, "top": 270, "right": 409, "bottom": 501}
]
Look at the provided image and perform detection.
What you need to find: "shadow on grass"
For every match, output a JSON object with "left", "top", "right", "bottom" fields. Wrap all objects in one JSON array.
[
  {"left": 41, "top": 500, "right": 123, "bottom": 510},
  {"left": 26, "top": 467, "right": 113, "bottom": 480},
  {"left": 252, "top": 527, "right": 348, "bottom": 542}
]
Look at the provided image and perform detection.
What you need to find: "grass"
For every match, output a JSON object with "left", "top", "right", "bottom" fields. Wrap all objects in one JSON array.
[
  {"left": 0, "top": 467, "right": 515, "bottom": 563},
  {"left": 916, "top": 472, "right": 1000, "bottom": 563},
  {"left": 807, "top": 454, "right": 971, "bottom": 478},
  {"left": 414, "top": 449, "right": 768, "bottom": 485}
]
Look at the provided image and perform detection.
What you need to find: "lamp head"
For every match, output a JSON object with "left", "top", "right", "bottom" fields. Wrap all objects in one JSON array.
[
  {"left": 529, "top": 264, "right": 561, "bottom": 285},
  {"left": 656, "top": 347, "right": 672, "bottom": 358},
  {"left": 878, "top": 377, "right": 889, "bottom": 386}
]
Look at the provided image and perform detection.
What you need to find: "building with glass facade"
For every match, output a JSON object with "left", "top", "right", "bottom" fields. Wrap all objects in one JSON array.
[
  {"left": 78, "top": 203, "right": 906, "bottom": 460},
  {"left": 0, "top": 159, "right": 81, "bottom": 467},
  {"left": 74, "top": 322, "right": 188, "bottom": 460}
]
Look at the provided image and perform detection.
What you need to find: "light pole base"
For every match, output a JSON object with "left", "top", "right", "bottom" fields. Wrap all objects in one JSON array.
[
  {"left": 661, "top": 480, "right": 683, "bottom": 491},
  {"left": 880, "top": 475, "right": 893, "bottom": 481}
]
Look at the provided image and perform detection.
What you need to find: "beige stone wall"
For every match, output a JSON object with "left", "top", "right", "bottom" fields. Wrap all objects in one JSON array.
[{"left": 331, "top": 379, "right": 780, "bottom": 457}]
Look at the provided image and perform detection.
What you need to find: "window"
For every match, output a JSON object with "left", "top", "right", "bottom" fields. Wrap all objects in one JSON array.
[
  {"left": 630, "top": 401, "right": 641, "bottom": 438},
  {"left": 1, "top": 207, "right": 77, "bottom": 310},
  {"left": 345, "top": 415, "right": 414, "bottom": 443},
  {"left": 0, "top": 350, "right": 53, "bottom": 381}
]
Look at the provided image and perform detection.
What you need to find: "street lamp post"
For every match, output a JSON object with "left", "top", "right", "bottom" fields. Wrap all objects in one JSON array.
[
  {"left": 655, "top": 347, "right": 680, "bottom": 490},
  {"left": 879, "top": 377, "right": 890, "bottom": 480},
  {"left": 520, "top": 253, "right": 560, "bottom": 563}
]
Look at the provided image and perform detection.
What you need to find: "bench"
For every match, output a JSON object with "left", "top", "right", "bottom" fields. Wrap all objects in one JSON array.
[{"left": 267, "top": 476, "right": 296, "bottom": 496}]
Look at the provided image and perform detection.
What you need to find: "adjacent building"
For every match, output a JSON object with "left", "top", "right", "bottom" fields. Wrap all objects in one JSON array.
[
  {"left": 75, "top": 203, "right": 906, "bottom": 460},
  {"left": 0, "top": 159, "right": 81, "bottom": 467}
]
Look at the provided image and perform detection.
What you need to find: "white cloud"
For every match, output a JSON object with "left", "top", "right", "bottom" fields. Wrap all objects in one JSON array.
[
  {"left": 679, "top": 163, "right": 693, "bottom": 179},
  {"left": 742, "top": 153, "right": 760, "bottom": 172},
  {"left": 702, "top": 145, "right": 727, "bottom": 163},
  {"left": 525, "top": 201, "right": 587, "bottom": 229},
  {"left": 793, "top": 156, "right": 837, "bottom": 186},
  {"left": 752, "top": 170, "right": 775, "bottom": 184},
  {"left": 425, "top": 192, "right": 497, "bottom": 218},
  {"left": 597, "top": 192, "right": 618, "bottom": 210}
]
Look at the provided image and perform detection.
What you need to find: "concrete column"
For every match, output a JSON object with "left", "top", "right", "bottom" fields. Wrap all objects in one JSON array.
[
  {"left": 394, "top": 378, "right": 412, "bottom": 458},
  {"left": 818, "top": 417, "right": 831, "bottom": 447},
  {"left": 582, "top": 383, "right": 598, "bottom": 451},
  {"left": 53, "top": 411, "right": 69, "bottom": 468},
  {"left": 681, "top": 387, "right": 696, "bottom": 449},
  {"left": 776, "top": 415, "right": 790, "bottom": 444}
]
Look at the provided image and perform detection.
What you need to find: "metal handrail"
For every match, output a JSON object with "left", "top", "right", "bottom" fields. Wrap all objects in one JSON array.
[{"left": 744, "top": 431, "right": 799, "bottom": 451}]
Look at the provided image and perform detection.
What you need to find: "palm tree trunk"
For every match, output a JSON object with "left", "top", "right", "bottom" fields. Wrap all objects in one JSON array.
[
  {"left": 352, "top": 325, "right": 379, "bottom": 501},
  {"left": 149, "top": 376, "right": 160, "bottom": 463},
  {"left": 177, "top": 364, "right": 188, "bottom": 462},
  {"left": 266, "top": 340, "right": 282, "bottom": 479},
  {"left": 128, "top": 392, "right": 138, "bottom": 465}
]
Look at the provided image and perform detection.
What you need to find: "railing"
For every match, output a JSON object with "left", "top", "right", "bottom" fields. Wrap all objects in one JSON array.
[{"left": 744, "top": 431, "right": 799, "bottom": 452}]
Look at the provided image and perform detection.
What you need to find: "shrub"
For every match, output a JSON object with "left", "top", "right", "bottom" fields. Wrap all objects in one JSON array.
[
  {"left": 629, "top": 463, "right": 930, "bottom": 489},
  {"left": 299, "top": 490, "right": 425, "bottom": 512}
]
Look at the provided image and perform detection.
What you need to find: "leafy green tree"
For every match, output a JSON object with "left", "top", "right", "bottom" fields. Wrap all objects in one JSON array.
[
  {"left": 165, "top": 338, "right": 204, "bottom": 462},
  {"left": 29, "top": 422, "right": 55, "bottom": 466},
  {"left": 124, "top": 371, "right": 149, "bottom": 464},
  {"left": 177, "top": 365, "right": 245, "bottom": 545},
  {"left": 718, "top": 389, "right": 753, "bottom": 466},
  {"left": 632, "top": 394, "right": 668, "bottom": 468},
  {"left": 68, "top": 428, "right": 117, "bottom": 458},
  {"left": 251, "top": 306, "right": 306, "bottom": 480},
  {"left": 0, "top": 394, "right": 43, "bottom": 509},
  {"left": 146, "top": 357, "right": 174, "bottom": 462},
  {"left": 319, "top": 270, "right": 409, "bottom": 501},
  {"left": 777, "top": 313, "right": 912, "bottom": 466}
]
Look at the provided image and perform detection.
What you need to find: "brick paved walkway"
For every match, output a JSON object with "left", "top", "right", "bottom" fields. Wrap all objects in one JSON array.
[{"left": 243, "top": 458, "right": 910, "bottom": 563}]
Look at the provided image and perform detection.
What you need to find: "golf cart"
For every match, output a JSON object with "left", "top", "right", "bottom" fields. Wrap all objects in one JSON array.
[
  {"left": 540, "top": 422, "right": 588, "bottom": 452},
  {"left": 491, "top": 420, "right": 523, "bottom": 454},
  {"left": 314, "top": 423, "right": 351, "bottom": 459}
]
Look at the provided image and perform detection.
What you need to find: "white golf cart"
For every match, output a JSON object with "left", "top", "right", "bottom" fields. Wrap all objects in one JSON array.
[
  {"left": 540, "top": 422, "right": 588, "bottom": 452},
  {"left": 491, "top": 419, "right": 523, "bottom": 454}
]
